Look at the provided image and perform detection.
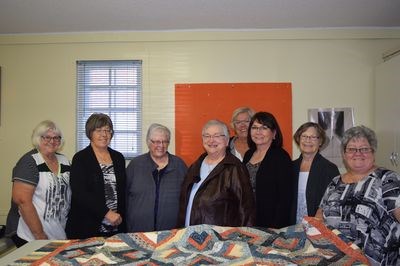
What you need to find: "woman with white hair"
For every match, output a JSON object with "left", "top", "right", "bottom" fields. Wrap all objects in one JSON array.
[
  {"left": 126, "top": 123, "right": 187, "bottom": 232},
  {"left": 5, "top": 120, "right": 71, "bottom": 247},
  {"left": 178, "top": 119, "right": 255, "bottom": 227}
]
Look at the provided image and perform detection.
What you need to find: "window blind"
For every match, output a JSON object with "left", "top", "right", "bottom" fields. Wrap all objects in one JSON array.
[{"left": 76, "top": 60, "right": 142, "bottom": 159}]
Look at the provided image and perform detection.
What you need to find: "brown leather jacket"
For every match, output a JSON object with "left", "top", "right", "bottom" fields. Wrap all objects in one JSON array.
[{"left": 177, "top": 152, "right": 256, "bottom": 227}]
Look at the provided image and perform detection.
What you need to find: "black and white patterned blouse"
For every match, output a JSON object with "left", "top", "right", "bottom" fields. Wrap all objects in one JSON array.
[
  {"left": 99, "top": 163, "right": 118, "bottom": 233},
  {"left": 319, "top": 167, "right": 400, "bottom": 265}
]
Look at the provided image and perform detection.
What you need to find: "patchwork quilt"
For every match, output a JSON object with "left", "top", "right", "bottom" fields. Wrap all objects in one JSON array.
[{"left": 10, "top": 217, "right": 369, "bottom": 265}]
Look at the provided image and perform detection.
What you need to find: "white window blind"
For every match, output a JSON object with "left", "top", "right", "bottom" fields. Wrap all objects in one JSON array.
[{"left": 76, "top": 60, "right": 142, "bottom": 159}]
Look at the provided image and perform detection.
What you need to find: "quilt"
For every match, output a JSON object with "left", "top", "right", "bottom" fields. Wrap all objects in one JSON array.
[{"left": 9, "top": 217, "right": 369, "bottom": 265}]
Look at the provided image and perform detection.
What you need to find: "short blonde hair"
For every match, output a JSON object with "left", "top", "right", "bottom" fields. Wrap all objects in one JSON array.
[
  {"left": 31, "top": 120, "right": 64, "bottom": 150},
  {"left": 230, "top": 107, "right": 255, "bottom": 128}
]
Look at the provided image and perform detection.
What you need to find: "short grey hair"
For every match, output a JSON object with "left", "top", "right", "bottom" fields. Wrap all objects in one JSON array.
[
  {"left": 341, "top": 125, "right": 377, "bottom": 152},
  {"left": 202, "top": 119, "right": 229, "bottom": 140},
  {"left": 31, "top": 120, "right": 64, "bottom": 149},
  {"left": 146, "top": 123, "right": 171, "bottom": 144},
  {"left": 230, "top": 107, "right": 255, "bottom": 127}
]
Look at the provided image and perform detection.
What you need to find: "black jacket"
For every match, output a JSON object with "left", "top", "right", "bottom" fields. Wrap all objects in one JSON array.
[
  {"left": 66, "top": 145, "right": 126, "bottom": 239},
  {"left": 291, "top": 152, "right": 339, "bottom": 223},
  {"left": 243, "top": 146, "right": 294, "bottom": 229}
]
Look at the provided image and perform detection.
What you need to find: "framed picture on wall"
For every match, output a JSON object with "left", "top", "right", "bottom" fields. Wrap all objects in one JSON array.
[{"left": 308, "top": 107, "right": 354, "bottom": 168}]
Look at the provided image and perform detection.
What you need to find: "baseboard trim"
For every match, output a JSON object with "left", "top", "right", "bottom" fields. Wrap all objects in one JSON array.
[{"left": 0, "top": 209, "right": 9, "bottom": 225}]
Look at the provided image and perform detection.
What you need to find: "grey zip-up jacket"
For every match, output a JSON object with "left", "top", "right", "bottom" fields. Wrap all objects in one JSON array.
[{"left": 126, "top": 152, "right": 187, "bottom": 232}]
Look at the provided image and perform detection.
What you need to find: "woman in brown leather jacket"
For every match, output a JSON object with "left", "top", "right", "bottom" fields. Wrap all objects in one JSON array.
[{"left": 177, "top": 119, "right": 256, "bottom": 227}]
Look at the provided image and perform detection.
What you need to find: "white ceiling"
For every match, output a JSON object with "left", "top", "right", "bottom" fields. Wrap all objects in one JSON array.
[{"left": 1, "top": 0, "right": 400, "bottom": 35}]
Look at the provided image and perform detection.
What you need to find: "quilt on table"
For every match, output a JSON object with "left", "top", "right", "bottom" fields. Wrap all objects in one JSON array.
[{"left": 10, "top": 217, "right": 369, "bottom": 265}]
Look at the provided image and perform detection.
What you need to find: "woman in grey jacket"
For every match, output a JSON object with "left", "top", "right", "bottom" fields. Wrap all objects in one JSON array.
[{"left": 126, "top": 123, "right": 187, "bottom": 232}]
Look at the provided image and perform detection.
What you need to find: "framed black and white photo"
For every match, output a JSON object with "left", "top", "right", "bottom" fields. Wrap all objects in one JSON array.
[{"left": 308, "top": 107, "right": 354, "bottom": 167}]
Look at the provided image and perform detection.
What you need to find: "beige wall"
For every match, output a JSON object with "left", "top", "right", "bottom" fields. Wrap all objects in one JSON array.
[{"left": 0, "top": 29, "right": 400, "bottom": 224}]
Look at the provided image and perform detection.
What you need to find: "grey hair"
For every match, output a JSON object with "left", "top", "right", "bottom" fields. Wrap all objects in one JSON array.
[
  {"left": 230, "top": 107, "right": 255, "bottom": 127},
  {"left": 31, "top": 120, "right": 64, "bottom": 150},
  {"left": 341, "top": 125, "right": 377, "bottom": 152},
  {"left": 146, "top": 123, "right": 171, "bottom": 144},
  {"left": 202, "top": 119, "right": 229, "bottom": 139}
]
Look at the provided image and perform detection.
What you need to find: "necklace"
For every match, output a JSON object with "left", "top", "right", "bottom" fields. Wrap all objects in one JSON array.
[{"left": 157, "top": 161, "right": 168, "bottom": 170}]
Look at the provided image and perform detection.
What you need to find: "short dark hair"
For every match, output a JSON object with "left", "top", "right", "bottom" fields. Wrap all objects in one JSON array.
[
  {"left": 85, "top": 113, "right": 114, "bottom": 140},
  {"left": 247, "top": 111, "right": 283, "bottom": 150},
  {"left": 293, "top": 122, "right": 327, "bottom": 148}
]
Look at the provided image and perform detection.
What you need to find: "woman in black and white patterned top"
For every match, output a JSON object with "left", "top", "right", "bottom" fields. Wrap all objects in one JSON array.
[
  {"left": 5, "top": 120, "right": 71, "bottom": 247},
  {"left": 316, "top": 125, "right": 400, "bottom": 266}
]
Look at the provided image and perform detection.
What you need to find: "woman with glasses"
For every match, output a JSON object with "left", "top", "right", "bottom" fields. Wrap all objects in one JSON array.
[
  {"left": 229, "top": 107, "right": 255, "bottom": 161},
  {"left": 178, "top": 119, "right": 255, "bottom": 227},
  {"left": 66, "top": 113, "right": 126, "bottom": 239},
  {"left": 316, "top": 126, "right": 400, "bottom": 265},
  {"left": 5, "top": 120, "right": 70, "bottom": 247},
  {"left": 291, "top": 122, "right": 339, "bottom": 225},
  {"left": 126, "top": 123, "right": 187, "bottom": 232},
  {"left": 243, "top": 111, "right": 294, "bottom": 229}
]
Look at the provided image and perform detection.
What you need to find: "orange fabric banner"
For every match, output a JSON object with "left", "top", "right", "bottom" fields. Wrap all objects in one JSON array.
[{"left": 175, "top": 83, "right": 292, "bottom": 165}]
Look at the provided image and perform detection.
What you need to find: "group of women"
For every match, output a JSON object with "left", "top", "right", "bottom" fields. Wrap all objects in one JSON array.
[{"left": 4, "top": 109, "right": 400, "bottom": 265}]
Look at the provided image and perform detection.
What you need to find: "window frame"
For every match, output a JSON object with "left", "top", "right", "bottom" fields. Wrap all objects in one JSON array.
[{"left": 76, "top": 60, "right": 143, "bottom": 159}]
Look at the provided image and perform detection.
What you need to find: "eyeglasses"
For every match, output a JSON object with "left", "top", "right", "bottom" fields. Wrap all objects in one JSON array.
[
  {"left": 345, "top": 147, "right": 373, "bottom": 154},
  {"left": 233, "top": 120, "right": 250, "bottom": 126},
  {"left": 202, "top": 134, "right": 226, "bottom": 140},
  {"left": 41, "top": 136, "right": 62, "bottom": 142},
  {"left": 94, "top": 129, "right": 113, "bottom": 135},
  {"left": 150, "top": 139, "right": 170, "bottom": 146},
  {"left": 250, "top": 125, "right": 269, "bottom": 131},
  {"left": 300, "top": 135, "right": 319, "bottom": 141}
]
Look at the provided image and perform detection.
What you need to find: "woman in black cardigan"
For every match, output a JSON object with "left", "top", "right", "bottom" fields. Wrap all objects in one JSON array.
[
  {"left": 243, "top": 112, "right": 294, "bottom": 229},
  {"left": 66, "top": 113, "right": 126, "bottom": 239},
  {"left": 291, "top": 122, "right": 339, "bottom": 224}
]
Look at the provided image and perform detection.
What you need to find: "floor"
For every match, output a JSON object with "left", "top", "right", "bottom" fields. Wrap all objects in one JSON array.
[{"left": 0, "top": 237, "right": 16, "bottom": 258}]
